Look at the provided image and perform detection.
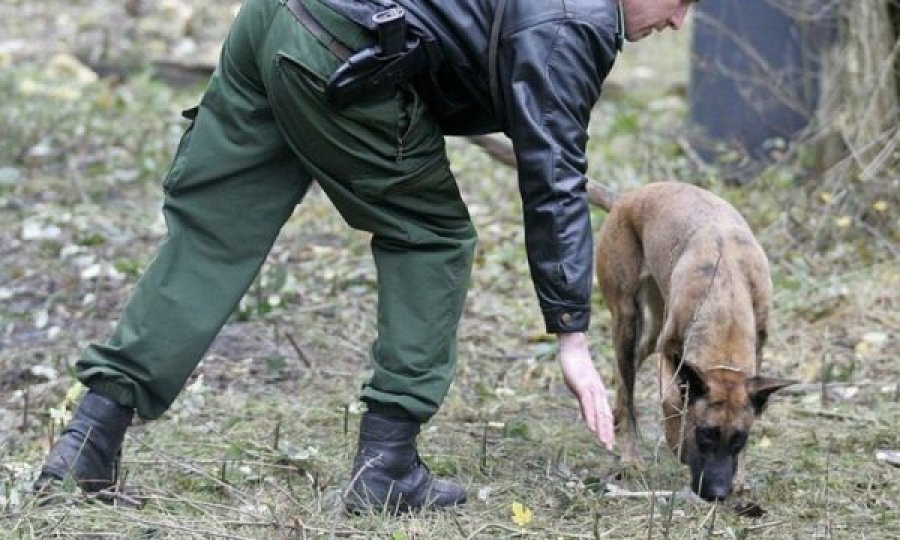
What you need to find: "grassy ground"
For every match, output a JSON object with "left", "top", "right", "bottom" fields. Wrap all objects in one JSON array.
[{"left": 1, "top": 3, "right": 898, "bottom": 539}]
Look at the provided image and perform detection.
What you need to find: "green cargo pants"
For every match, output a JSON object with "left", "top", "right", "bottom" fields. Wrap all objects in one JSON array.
[{"left": 76, "top": 0, "right": 477, "bottom": 423}]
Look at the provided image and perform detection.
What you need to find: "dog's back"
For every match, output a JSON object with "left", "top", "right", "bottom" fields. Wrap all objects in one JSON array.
[{"left": 597, "top": 182, "right": 771, "bottom": 369}]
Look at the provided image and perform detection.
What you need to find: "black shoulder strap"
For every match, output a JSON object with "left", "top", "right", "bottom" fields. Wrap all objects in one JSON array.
[
  {"left": 318, "top": 0, "right": 394, "bottom": 31},
  {"left": 488, "top": 0, "right": 509, "bottom": 128},
  {"left": 286, "top": 0, "right": 352, "bottom": 61}
]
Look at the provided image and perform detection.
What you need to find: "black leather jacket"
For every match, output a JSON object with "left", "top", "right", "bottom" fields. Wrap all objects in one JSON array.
[{"left": 398, "top": 0, "right": 621, "bottom": 333}]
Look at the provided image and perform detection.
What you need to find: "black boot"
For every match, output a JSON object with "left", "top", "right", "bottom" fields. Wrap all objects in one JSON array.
[
  {"left": 344, "top": 410, "right": 467, "bottom": 513},
  {"left": 34, "top": 390, "right": 133, "bottom": 493}
]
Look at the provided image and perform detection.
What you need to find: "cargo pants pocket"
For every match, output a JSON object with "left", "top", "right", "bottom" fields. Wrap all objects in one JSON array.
[{"left": 162, "top": 105, "right": 201, "bottom": 193}]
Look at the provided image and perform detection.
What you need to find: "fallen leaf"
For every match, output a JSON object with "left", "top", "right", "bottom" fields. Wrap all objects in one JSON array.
[{"left": 511, "top": 501, "right": 533, "bottom": 526}]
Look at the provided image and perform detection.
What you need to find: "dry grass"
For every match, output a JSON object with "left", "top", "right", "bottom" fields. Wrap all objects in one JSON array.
[{"left": 2, "top": 2, "right": 899, "bottom": 538}]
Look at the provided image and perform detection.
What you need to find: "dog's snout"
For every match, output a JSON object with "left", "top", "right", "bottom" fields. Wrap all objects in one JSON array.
[
  {"left": 699, "top": 483, "right": 731, "bottom": 501},
  {"left": 691, "top": 459, "right": 734, "bottom": 501}
]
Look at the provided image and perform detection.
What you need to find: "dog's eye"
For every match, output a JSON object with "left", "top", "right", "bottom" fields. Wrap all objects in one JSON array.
[
  {"left": 696, "top": 426, "right": 720, "bottom": 450},
  {"left": 729, "top": 430, "right": 748, "bottom": 452}
]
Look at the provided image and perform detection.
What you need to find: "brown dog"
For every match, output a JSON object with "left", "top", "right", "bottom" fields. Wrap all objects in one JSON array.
[{"left": 589, "top": 181, "right": 794, "bottom": 501}]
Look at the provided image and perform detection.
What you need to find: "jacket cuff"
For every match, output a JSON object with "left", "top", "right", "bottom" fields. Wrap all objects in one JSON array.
[{"left": 542, "top": 306, "right": 590, "bottom": 334}]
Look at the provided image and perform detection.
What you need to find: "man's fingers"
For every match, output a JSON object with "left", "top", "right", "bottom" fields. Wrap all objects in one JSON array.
[
  {"left": 592, "top": 386, "right": 615, "bottom": 451},
  {"left": 580, "top": 391, "right": 597, "bottom": 433}
]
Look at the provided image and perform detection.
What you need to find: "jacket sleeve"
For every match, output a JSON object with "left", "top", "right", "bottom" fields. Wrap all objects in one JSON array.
[{"left": 500, "top": 16, "right": 617, "bottom": 334}]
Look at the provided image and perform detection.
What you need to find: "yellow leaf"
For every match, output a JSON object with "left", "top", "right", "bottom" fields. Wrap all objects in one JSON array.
[
  {"left": 63, "top": 383, "right": 85, "bottom": 408},
  {"left": 872, "top": 200, "right": 888, "bottom": 213},
  {"left": 511, "top": 501, "right": 533, "bottom": 526},
  {"left": 835, "top": 216, "right": 851, "bottom": 228},
  {"left": 757, "top": 436, "right": 772, "bottom": 449},
  {"left": 818, "top": 191, "right": 833, "bottom": 204}
]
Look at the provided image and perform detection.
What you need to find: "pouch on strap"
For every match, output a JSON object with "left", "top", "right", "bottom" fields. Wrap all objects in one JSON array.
[{"left": 315, "top": 0, "right": 441, "bottom": 109}]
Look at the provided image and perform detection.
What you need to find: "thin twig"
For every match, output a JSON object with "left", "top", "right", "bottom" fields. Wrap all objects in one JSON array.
[
  {"left": 465, "top": 523, "right": 593, "bottom": 539},
  {"left": 129, "top": 438, "right": 254, "bottom": 504},
  {"left": 284, "top": 332, "right": 313, "bottom": 369},
  {"left": 787, "top": 406, "right": 879, "bottom": 425}
]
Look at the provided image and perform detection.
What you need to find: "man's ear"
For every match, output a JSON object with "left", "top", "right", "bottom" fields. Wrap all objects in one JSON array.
[
  {"left": 747, "top": 376, "right": 796, "bottom": 414},
  {"left": 676, "top": 361, "right": 708, "bottom": 404}
]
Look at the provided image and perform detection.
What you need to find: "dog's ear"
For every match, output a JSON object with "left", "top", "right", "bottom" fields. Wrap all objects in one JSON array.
[
  {"left": 676, "top": 361, "right": 708, "bottom": 404},
  {"left": 747, "top": 376, "right": 796, "bottom": 414}
]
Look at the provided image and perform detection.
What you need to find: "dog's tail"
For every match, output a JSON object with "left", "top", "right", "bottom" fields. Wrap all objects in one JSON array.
[
  {"left": 467, "top": 135, "right": 621, "bottom": 211},
  {"left": 467, "top": 135, "right": 518, "bottom": 168},
  {"left": 585, "top": 181, "right": 619, "bottom": 212}
]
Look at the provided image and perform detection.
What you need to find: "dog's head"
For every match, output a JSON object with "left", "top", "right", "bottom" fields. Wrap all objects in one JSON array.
[{"left": 663, "top": 363, "right": 794, "bottom": 501}]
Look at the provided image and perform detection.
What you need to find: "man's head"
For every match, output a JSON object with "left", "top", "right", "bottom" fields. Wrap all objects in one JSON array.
[{"left": 620, "top": 0, "right": 696, "bottom": 42}]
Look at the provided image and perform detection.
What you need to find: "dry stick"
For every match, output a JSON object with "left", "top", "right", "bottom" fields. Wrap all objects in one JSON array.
[
  {"left": 96, "top": 488, "right": 143, "bottom": 509},
  {"left": 272, "top": 414, "right": 282, "bottom": 452},
  {"left": 676, "top": 135, "right": 714, "bottom": 173},
  {"left": 113, "top": 515, "right": 256, "bottom": 540},
  {"left": 130, "top": 438, "right": 254, "bottom": 504},
  {"left": 40, "top": 502, "right": 77, "bottom": 538},
  {"left": 695, "top": 500, "right": 718, "bottom": 538},
  {"left": 788, "top": 406, "right": 878, "bottom": 425},
  {"left": 284, "top": 331, "right": 313, "bottom": 369},
  {"left": 343, "top": 403, "right": 350, "bottom": 445},
  {"left": 451, "top": 512, "right": 470, "bottom": 539},
  {"left": 341, "top": 454, "right": 380, "bottom": 502},
  {"left": 20, "top": 386, "right": 29, "bottom": 432},
  {"left": 781, "top": 381, "right": 878, "bottom": 395},
  {"left": 480, "top": 421, "right": 489, "bottom": 474},
  {"left": 604, "top": 487, "right": 675, "bottom": 499},
  {"left": 272, "top": 317, "right": 280, "bottom": 353},
  {"left": 222, "top": 519, "right": 361, "bottom": 537},
  {"left": 824, "top": 441, "right": 833, "bottom": 540},
  {"left": 661, "top": 489, "right": 677, "bottom": 539},
  {"left": 142, "top": 492, "right": 221, "bottom": 524},
  {"left": 143, "top": 490, "right": 270, "bottom": 521},
  {"left": 465, "top": 523, "right": 593, "bottom": 540},
  {"left": 127, "top": 458, "right": 309, "bottom": 472},
  {"left": 743, "top": 520, "right": 786, "bottom": 533},
  {"left": 820, "top": 350, "right": 830, "bottom": 407}
]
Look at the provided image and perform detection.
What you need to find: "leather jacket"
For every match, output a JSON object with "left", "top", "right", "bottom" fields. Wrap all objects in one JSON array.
[{"left": 399, "top": 0, "right": 622, "bottom": 333}]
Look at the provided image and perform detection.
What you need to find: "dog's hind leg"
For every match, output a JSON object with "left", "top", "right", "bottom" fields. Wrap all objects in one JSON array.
[
  {"left": 635, "top": 276, "right": 664, "bottom": 370},
  {"left": 609, "top": 299, "right": 642, "bottom": 463},
  {"left": 597, "top": 222, "right": 644, "bottom": 464}
]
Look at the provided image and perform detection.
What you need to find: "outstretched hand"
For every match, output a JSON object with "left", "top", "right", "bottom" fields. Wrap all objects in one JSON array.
[{"left": 557, "top": 332, "right": 615, "bottom": 451}]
